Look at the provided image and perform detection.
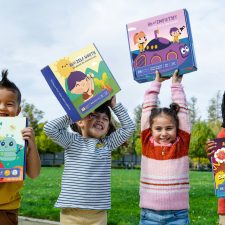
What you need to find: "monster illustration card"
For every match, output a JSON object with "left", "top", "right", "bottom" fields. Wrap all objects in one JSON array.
[
  {"left": 41, "top": 43, "right": 121, "bottom": 122},
  {"left": 211, "top": 138, "right": 225, "bottom": 197},
  {"left": 126, "top": 9, "right": 197, "bottom": 83},
  {"left": 0, "top": 117, "right": 27, "bottom": 182}
]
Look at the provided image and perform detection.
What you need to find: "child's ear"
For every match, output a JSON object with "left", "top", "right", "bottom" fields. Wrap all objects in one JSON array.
[
  {"left": 77, "top": 120, "right": 84, "bottom": 128},
  {"left": 16, "top": 106, "right": 21, "bottom": 116}
]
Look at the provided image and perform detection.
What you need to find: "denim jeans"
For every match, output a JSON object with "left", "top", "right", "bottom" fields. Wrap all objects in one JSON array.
[{"left": 140, "top": 208, "right": 189, "bottom": 225}]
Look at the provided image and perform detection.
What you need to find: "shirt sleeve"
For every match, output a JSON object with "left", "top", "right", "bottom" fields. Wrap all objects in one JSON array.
[
  {"left": 105, "top": 103, "right": 135, "bottom": 150},
  {"left": 171, "top": 83, "right": 191, "bottom": 133},
  {"left": 141, "top": 81, "right": 161, "bottom": 131},
  {"left": 44, "top": 115, "right": 77, "bottom": 149}
]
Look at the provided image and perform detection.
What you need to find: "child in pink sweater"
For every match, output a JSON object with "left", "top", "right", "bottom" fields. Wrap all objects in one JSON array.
[{"left": 140, "top": 70, "right": 191, "bottom": 224}]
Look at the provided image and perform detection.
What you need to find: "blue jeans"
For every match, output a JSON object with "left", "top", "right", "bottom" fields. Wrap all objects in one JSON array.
[{"left": 140, "top": 208, "right": 190, "bottom": 225}]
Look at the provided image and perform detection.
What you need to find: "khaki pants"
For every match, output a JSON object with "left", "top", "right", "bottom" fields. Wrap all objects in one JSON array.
[
  {"left": 219, "top": 215, "right": 225, "bottom": 225},
  {"left": 60, "top": 208, "right": 107, "bottom": 225}
]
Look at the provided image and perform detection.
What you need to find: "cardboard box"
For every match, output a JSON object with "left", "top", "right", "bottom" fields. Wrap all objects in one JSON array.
[
  {"left": 41, "top": 43, "right": 121, "bottom": 122},
  {"left": 126, "top": 9, "right": 197, "bottom": 83}
]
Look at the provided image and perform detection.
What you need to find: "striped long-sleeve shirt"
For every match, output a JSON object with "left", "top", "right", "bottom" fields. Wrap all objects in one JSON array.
[
  {"left": 140, "top": 81, "right": 191, "bottom": 210},
  {"left": 44, "top": 103, "right": 135, "bottom": 210}
]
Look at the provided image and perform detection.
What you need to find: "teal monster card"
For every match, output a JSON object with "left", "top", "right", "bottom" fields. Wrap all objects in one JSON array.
[{"left": 0, "top": 117, "right": 27, "bottom": 182}]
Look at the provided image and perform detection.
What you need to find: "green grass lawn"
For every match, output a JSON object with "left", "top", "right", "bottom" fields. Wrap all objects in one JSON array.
[{"left": 20, "top": 168, "right": 218, "bottom": 225}]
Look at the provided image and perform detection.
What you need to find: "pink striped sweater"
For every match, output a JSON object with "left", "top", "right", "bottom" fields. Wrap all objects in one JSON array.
[{"left": 140, "top": 81, "right": 191, "bottom": 210}]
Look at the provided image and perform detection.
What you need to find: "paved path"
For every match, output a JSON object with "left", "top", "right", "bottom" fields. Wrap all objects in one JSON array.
[{"left": 19, "top": 216, "right": 59, "bottom": 225}]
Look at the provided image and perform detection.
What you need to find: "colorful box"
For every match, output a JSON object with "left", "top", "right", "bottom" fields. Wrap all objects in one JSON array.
[
  {"left": 0, "top": 117, "right": 27, "bottom": 182},
  {"left": 41, "top": 43, "right": 121, "bottom": 122},
  {"left": 211, "top": 138, "right": 225, "bottom": 197},
  {"left": 126, "top": 9, "right": 197, "bottom": 83}
]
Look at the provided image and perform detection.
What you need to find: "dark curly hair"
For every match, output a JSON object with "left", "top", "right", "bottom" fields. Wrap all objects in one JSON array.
[
  {"left": 0, "top": 70, "right": 21, "bottom": 105},
  {"left": 70, "top": 102, "right": 116, "bottom": 136},
  {"left": 149, "top": 103, "right": 180, "bottom": 130}
]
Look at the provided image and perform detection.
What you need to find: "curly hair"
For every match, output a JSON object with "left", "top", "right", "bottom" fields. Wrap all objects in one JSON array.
[{"left": 0, "top": 70, "right": 21, "bottom": 105}]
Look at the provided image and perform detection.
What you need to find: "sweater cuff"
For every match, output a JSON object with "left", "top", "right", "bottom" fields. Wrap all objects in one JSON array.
[{"left": 171, "top": 83, "right": 183, "bottom": 88}]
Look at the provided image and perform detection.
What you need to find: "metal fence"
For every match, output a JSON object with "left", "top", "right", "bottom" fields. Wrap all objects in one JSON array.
[{"left": 40, "top": 153, "right": 141, "bottom": 168}]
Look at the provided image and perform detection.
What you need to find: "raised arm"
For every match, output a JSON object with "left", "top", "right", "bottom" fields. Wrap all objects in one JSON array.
[
  {"left": 171, "top": 71, "right": 190, "bottom": 133},
  {"left": 106, "top": 102, "right": 135, "bottom": 150},
  {"left": 44, "top": 115, "right": 75, "bottom": 149},
  {"left": 141, "top": 71, "right": 169, "bottom": 131}
]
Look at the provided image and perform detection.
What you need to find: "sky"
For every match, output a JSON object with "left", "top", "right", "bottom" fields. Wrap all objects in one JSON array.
[{"left": 0, "top": 0, "right": 224, "bottom": 122}]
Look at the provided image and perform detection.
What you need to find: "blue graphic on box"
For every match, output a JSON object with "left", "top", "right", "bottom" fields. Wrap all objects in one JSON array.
[
  {"left": 79, "top": 89, "right": 110, "bottom": 114},
  {"left": 0, "top": 168, "right": 20, "bottom": 178},
  {"left": 217, "top": 184, "right": 225, "bottom": 197},
  {"left": 135, "top": 60, "right": 178, "bottom": 78}
]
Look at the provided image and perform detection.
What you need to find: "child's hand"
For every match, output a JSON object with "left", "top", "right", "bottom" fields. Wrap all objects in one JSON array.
[
  {"left": 22, "top": 127, "right": 41, "bottom": 179},
  {"left": 172, "top": 69, "right": 182, "bottom": 84},
  {"left": 205, "top": 139, "right": 216, "bottom": 157},
  {"left": 108, "top": 96, "right": 116, "bottom": 108},
  {"left": 21, "top": 127, "right": 36, "bottom": 152},
  {"left": 155, "top": 70, "right": 170, "bottom": 83}
]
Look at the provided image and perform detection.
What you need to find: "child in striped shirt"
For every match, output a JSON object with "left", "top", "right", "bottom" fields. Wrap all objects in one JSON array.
[
  {"left": 44, "top": 96, "right": 135, "bottom": 225},
  {"left": 140, "top": 70, "right": 191, "bottom": 225}
]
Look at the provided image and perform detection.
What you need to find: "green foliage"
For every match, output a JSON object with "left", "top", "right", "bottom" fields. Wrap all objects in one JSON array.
[
  {"left": 35, "top": 123, "right": 63, "bottom": 153},
  {"left": 208, "top": 120, "right": 222, "bottom": 136},
  {"left": 135, "top": 137, "right": 141, "bottom": 155},
  {"left": 133, "top": 105, "right": 142, "bottom": 155},
  {"left": 190, "top": 121, "right": 215, "bottom": 159},
  {"left": 20, "top": 168, "right": 218, "bottom": 224},
  {"left": 21, "top": 99, "right": 44, "bottom": 136}
]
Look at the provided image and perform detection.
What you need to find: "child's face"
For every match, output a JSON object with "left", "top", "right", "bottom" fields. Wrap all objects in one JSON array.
[
  {"left": 71, "top": 77, "right": 89, "bottom": 94},
  {"left": 151, "top": 114, "right": 177, "bottom": 145},
  {"left": 0, "top": 88, "right": 21, "bottom": 117},
  {"left": 78, "top": 112, "right": 110, "bottom": 139}
]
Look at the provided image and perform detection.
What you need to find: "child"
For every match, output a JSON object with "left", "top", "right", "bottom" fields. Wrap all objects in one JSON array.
[
  {"left": 206, "top": 91, "right": 225, "bottom": 225},
  {"left": 44, "top": 96, "right": 135, "bottom": 225},
  {"left": 140, "top": 70, "right": 191, "bottom": 224},
  {"left": 0, "top": 70, "right": 41, "bottom": 225}
]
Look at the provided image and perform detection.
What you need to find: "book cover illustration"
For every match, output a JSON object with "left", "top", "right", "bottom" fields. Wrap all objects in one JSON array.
[
  {"left": 41, "top": 43, "right": 121, "bottom": 122},
  {"left": 0, "top": 117, "right": 27, "bottom": 182},
  {"left": 211, "top": 138, "right": 225, "bottom": 197},
  {"left": 126, "top": 9, "right": 197, "bottom": 83}
]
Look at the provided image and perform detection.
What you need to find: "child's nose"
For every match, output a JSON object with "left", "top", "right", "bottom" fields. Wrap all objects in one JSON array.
[{"left": 0, "top": 103, "right": 6, "bottom": 110}]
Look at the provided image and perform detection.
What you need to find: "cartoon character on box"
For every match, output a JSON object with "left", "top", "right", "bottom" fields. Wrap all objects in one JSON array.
[
  {"left": 169, "top": 26, "right": 185, "bottom": 43},
  {"left": 134, "top": 31, "right": 147, "bottom": 53},
  {"left": 213, "top": 148, "right": 225, "bottom": 190},
  {"left": 67, "top": 71, "right": 95, "bottom": 102},
  {"left": 0, "top": 135, "right": 17, "bottom": 161},
  {"left": 56, "top": 57, "right": 74, "bottom": 78},
  {"left": 134, "top": 29, "right": 189, "bottom": 68}
]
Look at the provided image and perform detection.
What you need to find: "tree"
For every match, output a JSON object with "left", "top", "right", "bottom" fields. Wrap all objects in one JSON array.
[
  {"left": 133, "top": 105, "right": 142, "bottom": 155},
  {"left": 21, "top": 99, "right": 44, "bottom": 136},
  {"left": 35, "top": 123, "right": 63, "bottom": 153},
  {"left": 188, "top": 96, "right": 199, "bottom": 125},
  {"left": 207, "top": 90, "right": 222, "bottom": 123},
  {"left": 189, "top": 121, "right": 215, "bottom": 169},
  {"left": 207, "top": 91, "right": 222, "bottom": 135}
]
